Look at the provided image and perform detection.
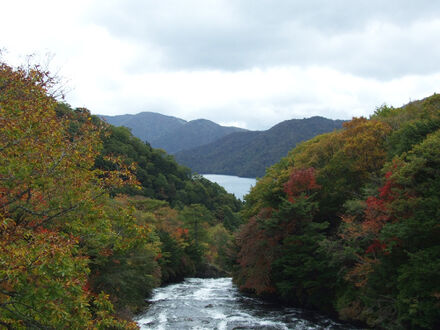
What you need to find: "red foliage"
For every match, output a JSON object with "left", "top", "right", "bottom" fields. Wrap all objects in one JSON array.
[
  {"left": 362, "top": 171, "right": 401, "bottom": 234},
  {"left": 365, "top": 239, "right": 387, "bottom": 254},
  {"left": 235, "top": 212, "right": 277, "bottom": 294},
  {"left": 174, "top": 227, "right": 189, "bottom": 240},
  {"left": 284, "top": 168, "right": 320, "bottom": 203},
  {"left": 82, "top": 281, "right": 91, "bottom": 293}
]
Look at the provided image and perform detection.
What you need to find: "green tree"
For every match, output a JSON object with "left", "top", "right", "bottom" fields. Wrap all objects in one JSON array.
[{"left": 0, "top": 61, "right": 136, "bottom": 328}]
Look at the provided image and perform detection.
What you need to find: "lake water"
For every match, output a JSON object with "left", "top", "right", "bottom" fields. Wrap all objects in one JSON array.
[
  {"left": 135, "top": 277, "right": 356, "bottom": 330},
  {"left": 202, "top": 174, "right": 257, "bottom": 200}
]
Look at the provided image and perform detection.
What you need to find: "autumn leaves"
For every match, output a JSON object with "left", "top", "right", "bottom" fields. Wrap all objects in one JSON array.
[{"left": 233, "top": 99, "right": 440, "bottom": 328}]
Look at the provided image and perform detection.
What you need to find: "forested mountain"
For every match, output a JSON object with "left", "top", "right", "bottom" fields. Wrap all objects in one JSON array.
[
  {"left": 175, "top": 116, "right": 345, "bottom": 177},
  {"left": 151, "top": 119, "right": 246, "bottom": 154},
  {"left": 100, "top": 112, "right": 186, "bottom": 144},
  {"left": 233, "top": 93, "right": 440, "bottom": 329},
  {"left": 101, "top": 112, "right": 246, "bottom": 154},
  {"left": 103, "top": 112, "right": 342, "bottom": 176},
  {"left": 0, "top": 62, "right": 242, "bottom": 328}
]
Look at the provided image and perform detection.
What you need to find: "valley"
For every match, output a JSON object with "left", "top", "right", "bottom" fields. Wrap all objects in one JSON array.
[
  {"left": 103, "top": 112, "right": 345, "bottom": 177},
  {"left": 2, "top": 60, "right": 439, "bottom": 329}
]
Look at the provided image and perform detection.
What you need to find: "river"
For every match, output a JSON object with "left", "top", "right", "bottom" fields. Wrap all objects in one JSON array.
[{"left": 135, "top": 278, "right": 356, "bottom": 329}]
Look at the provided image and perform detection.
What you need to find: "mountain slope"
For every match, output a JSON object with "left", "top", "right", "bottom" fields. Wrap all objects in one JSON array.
[
  {"left": 150, "top": 119, "right": 247, "bottom": 153},
  {"left": 175, "top": 116, "right": 345, "bottom": 177},
  {"left": 100, "top": 112, "right": 247, "bottom": 154},
  {"left": 100, "top": 112, "right": 187, "bottom": 144}
]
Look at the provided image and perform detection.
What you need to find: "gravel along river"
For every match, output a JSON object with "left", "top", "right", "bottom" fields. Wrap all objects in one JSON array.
[{"left": 135, "top": 277, "right": 357, "bottom": 330}]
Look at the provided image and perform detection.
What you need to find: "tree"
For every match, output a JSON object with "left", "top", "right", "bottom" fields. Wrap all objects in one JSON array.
[
  {"left": 339, "top": 130, "right": 440, "bottom": 328},
  {"left": 0, "top": 61, "right": 136, "bottom": 327},
  {"left": 235, "top": 167, "right": 336, "bottom": 308}
]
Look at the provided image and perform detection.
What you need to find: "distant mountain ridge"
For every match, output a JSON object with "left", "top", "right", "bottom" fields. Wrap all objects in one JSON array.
[
  {"left": 100, "top": 112, "right": 246, "bottom": 154},
  {"left": 175, "top": 116, "right": 345, "bottom": 178},
  {"left": 100, "top": 112, "right": 186, "bottom": 144},
  {"left": 101, "top": 112, "right": 345, "bottom": 178},
  {"left": 151, "top": 119, "right": 246, "bottom": 154}
]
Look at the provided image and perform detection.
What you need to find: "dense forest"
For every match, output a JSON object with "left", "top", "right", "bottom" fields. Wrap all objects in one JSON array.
[
  {"left": 233, "top": 94, "right": 440, "bottom": 329},
  {"left": 1, "top": 59, "right": 439, "bottom": 329},
  {"left": 175, "top": 116, "right": 344, "bottom": 177},
  {"left": 0, "top": 62, "right": 241, "bottom": 328}
]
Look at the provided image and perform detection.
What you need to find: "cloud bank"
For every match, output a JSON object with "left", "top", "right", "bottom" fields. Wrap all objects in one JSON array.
[{"left": 1, "top": 0, "right": 439, "bottom": 129}]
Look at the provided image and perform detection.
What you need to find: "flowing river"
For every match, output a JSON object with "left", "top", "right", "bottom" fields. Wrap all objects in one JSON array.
[{"left": 135, "top": 278, "right": 356, "bottom": 329}]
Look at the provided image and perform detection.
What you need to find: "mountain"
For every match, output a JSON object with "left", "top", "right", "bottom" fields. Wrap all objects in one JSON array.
[
  {"left": 174, "top": 116, "right": 345, "bottom": 178},
  {"left": 101, "top": 112, "right": 344, "bottom": 177},
  {"left": 150, "top": 119, "right": 246, "bottom": 154},
  {"left": 100, "top": 112, "right": 186, "bottom": 144},
  {"left": 100, "top": 112, "right": 246, "bottom": 154}
]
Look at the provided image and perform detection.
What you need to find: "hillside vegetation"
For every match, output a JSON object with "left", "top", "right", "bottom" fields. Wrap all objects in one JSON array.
[
  {"left": 100, "top": 112, "right": 186, "bottom": 144},
  {"left": 233, "top": 94, "right": 440, "bottom": 329},
  {"left": 151, "top": 119, "right": 246, "bottom": 154},
  {"left": 102, "top": 113, "right": 246, "bottom": 154},
  {"left": 176, "top": 116, "right": 344, "bottom": 177},
  {"left": 0, "top": 62, "right": 241, "bottom": 328}
]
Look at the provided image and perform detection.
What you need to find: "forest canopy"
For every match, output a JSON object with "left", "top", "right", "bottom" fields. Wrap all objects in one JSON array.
[
  {"left": 0, "top": 61, "right": 242, "bottom": 328},
  {"left": 233, "top": 94, "right": 440, "bottom": 329}
]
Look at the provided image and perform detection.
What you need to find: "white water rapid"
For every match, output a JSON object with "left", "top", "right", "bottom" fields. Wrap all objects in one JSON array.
[{"left": 135, "top": 278, "right": 356, "bottom": 330}]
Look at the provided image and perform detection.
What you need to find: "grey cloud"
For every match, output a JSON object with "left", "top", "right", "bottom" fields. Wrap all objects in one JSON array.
[{"left": 86, "top": 0, "right": 440, "bottom": 79}]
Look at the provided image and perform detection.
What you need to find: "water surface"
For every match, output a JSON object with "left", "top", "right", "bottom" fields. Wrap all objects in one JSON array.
[
  {"left": 136, "top": 277, "right": 356, "bottom": 330},
  {"left": 202, "top": 174, "right": 256, "bottom": 200}
]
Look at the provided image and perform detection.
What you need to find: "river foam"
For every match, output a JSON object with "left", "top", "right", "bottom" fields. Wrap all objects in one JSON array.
[{"left": 135, "top": 278, "right": 357, "bottom": 330}]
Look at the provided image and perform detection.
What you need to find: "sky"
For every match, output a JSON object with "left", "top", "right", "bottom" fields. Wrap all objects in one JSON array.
[{"left": 1, "top": 0, "right": 440, "bottom": 130}]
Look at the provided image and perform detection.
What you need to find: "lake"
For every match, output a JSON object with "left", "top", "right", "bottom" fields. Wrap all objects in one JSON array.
[{"left": 202, "top": 174, "right": 257, "bottom": 200}]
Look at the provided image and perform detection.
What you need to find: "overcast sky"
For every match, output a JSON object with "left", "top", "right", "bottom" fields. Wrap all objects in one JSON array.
[{"left": 2, "top": 0, "right": 440, "bottom": 130}]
